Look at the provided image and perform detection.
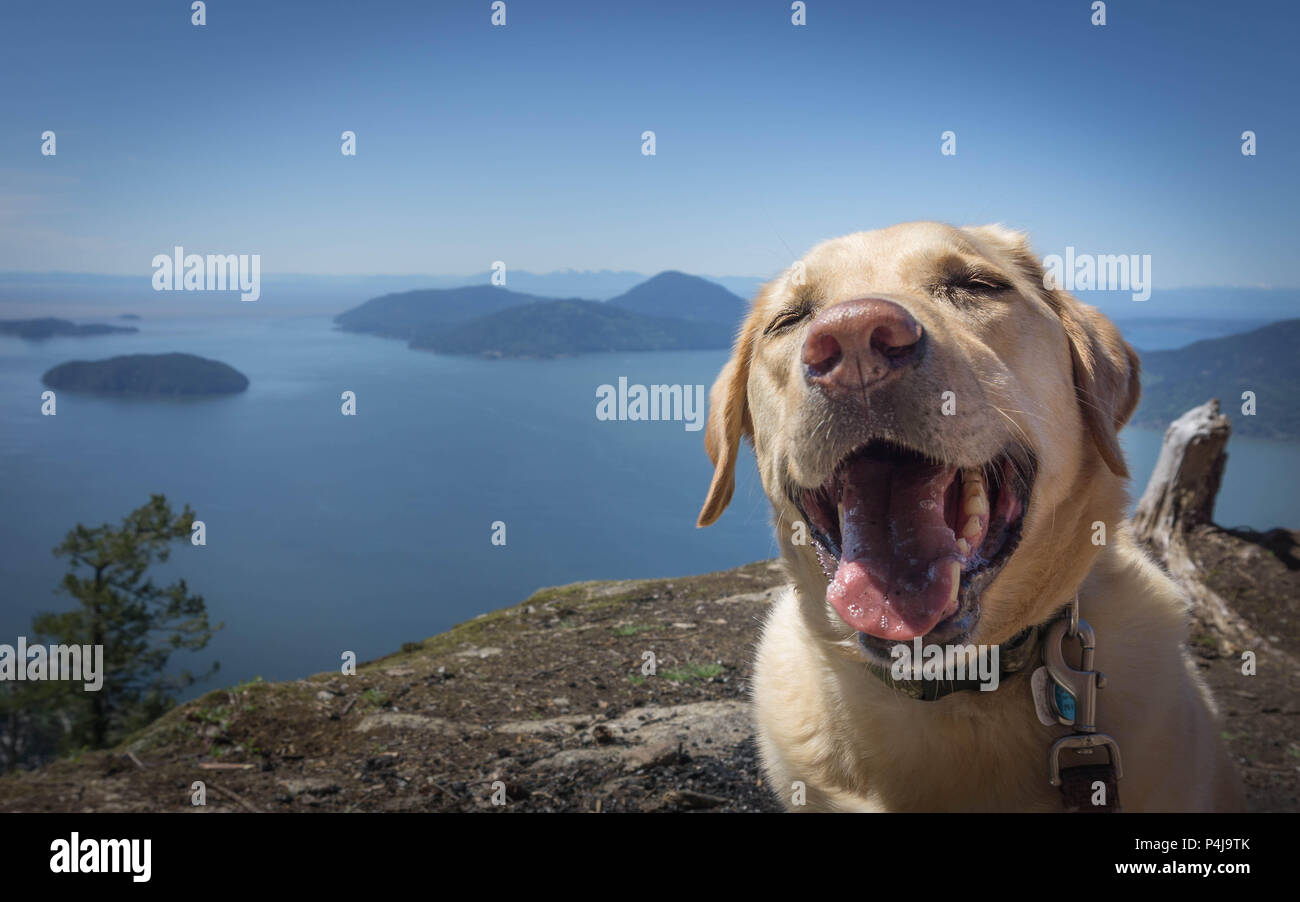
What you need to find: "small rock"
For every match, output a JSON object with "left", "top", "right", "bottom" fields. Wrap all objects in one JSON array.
[
  {"left": 661, "top": 789, "right": 727, "bottom": 810},
  {"left": 362, "top": 754, "right": 400, "bottom": 774},
  {"left": 528, "top": 748, "right": 621, "bottom": 772},
  {"left": 280, "top": 778, "right": 341, "bottom": 799},
  {"left": 354, "top": 713, "right": 460, "bottom": 735},
  {"left": 495, "top": 715, "right": 590, "bottom": 736},
  {"left": 621, "top": 742, "right": 680, "bottom": 773}
]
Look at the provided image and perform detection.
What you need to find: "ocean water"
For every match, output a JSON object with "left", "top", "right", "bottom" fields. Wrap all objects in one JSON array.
[{"left": 1, "top": 316, "right": 1295, "bottom": 696}]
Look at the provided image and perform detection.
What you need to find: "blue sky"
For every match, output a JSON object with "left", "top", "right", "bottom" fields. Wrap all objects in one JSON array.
[{"left": 1, "top": 0, "right": 1296, "bottom": 287}]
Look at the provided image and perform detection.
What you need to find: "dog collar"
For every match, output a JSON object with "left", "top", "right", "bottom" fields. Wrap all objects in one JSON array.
[
  {"left": 860, "top": 621, "right": 1045, "bottom": 702},
  {"left": 860, "top": 596, "right": 1123, "bottom": 811}
]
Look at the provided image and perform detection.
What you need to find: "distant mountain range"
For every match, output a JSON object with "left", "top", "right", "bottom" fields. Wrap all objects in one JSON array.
[
  {"left": 334, "top": 271, "right": 745, "bottom": 357},
  {"left": 3, "top": 268, "right": 1296, "bottom": 323},
  {"left": 450, "top": 269, "right": 765, "bottom": 301},
  {"left": 1133, "top": 319, "right": 1300, "bottom": 440},
  {"left": 0, "top": 269, "right": 767, "bottom": 320}
]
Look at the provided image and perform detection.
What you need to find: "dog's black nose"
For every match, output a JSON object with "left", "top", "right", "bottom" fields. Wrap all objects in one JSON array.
[{"left": 802, "top": 297, "right": 924, "bottom": 396}]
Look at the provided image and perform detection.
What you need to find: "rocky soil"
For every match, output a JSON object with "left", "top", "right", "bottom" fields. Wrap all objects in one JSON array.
[
  {"left": 0, "top": 562, "right": 787, "bottom": 812},
  {"left": 1182, "top": 524, "right": 1300, "bottom": 812},
  {"left": 1, "top": 530, "right": 1295, "bottom": 813}
]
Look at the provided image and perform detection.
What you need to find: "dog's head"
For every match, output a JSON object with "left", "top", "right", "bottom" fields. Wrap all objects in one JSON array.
[{"left": 698, "top": 222, "right": 1139, "bottom": 657}]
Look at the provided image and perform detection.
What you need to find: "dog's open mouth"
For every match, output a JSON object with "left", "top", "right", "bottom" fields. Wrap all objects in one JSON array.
[{"left": 795, "top": 440, "right": 1034, "bottom": 648}]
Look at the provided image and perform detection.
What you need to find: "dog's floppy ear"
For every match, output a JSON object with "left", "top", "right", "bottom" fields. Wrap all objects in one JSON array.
[
  {"left": 1056, "top": 299, "right": 1141, "bottom": 478},
  {"left": 965, "top": 224, "right": 1141, "bottom": 479},
  {"left": 697, "top": 321, "right": 756, "bottom": 527}
]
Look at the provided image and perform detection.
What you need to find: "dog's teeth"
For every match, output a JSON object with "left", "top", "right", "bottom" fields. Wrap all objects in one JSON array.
[
  {"left": 947, "top": 561, "right": 961, "bottom": 602},
  {"left": 962, "top": 515, "right": 982, "bottom": 541},
  {"left": 956, "top": 537, "right": 971, "bottom": 557},
  {"left": 962, "top": 471, "right": 989, "bottom": 517}
]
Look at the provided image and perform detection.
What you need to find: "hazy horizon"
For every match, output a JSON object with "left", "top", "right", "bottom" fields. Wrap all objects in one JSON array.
[
  {"left": 2, "top": 266, "right": 1298, "bottom": 293},
  {"left": 3, "top": 269, "right": 1298, "bottom": 324}
]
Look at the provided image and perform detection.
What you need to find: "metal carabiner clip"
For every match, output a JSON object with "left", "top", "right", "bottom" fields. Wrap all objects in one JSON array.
[
  {"left": 1043, "top": 615, "right": 1099, "bottom": 729},
  {"left": 1042, "top": 612, "right": 1123, "bottom": 786}
]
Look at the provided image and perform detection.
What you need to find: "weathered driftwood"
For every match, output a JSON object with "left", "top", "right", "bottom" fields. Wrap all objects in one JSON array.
[
  {"left": 1133, "top": 399, "right": 1257, "bottom": 654},
  {"left": 1134, "top": 399, "right": 1232, "bottom": 546}
]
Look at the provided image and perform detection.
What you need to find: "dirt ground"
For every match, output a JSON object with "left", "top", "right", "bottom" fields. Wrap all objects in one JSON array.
[
  {"left": 1, "top": 526, "right": 1296, "bottom": 813},
  {"left": 0, "top": 561, "right": 786, "bottom": 813},
  {"left": 1184, "top": 525, "right": 1300, "bottom": 812}
]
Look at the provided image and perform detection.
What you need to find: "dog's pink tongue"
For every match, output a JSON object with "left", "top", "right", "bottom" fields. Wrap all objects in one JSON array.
[{"left": 827, "top": 455, "right": 961, "bottom": 640}]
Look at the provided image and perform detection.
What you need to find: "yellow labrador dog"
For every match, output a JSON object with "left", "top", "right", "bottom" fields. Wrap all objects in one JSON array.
[{"left": 698, "top": 222, "right": 1242, "bottom": 812}]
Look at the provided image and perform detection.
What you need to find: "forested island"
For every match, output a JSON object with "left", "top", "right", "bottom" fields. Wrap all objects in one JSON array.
[
  {"left": 0, "top": 317, "right": 138, "bottom": 340},
  {"left": 334, "top": 271, "right": 744, "bottom": 358},
  {"left": 42, "top": 353, "right": 249, "bottom": 397}
]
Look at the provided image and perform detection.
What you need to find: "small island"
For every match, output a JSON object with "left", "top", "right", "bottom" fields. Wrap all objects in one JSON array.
[
  {"left": 0, "top": 317, "right": 139, "bottom": 340},
  {"left": 42, "top": 353, "right": 249, "bottom": 397}
]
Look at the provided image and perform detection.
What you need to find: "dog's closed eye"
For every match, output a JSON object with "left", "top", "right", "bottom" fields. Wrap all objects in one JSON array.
[
  {"left": 932, "top": 264, "right": 1013, "bottom": 304},
  {"left": 764, "top": 304, "right": 812, "bottom": 336},
  {"left": 957, "top": 271, "right": 1011, "bottom": 292}
]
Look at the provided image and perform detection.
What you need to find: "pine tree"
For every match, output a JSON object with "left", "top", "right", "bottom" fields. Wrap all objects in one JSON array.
[{"left": 29, "top": 494, "right": 221, "bottom": 755}]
